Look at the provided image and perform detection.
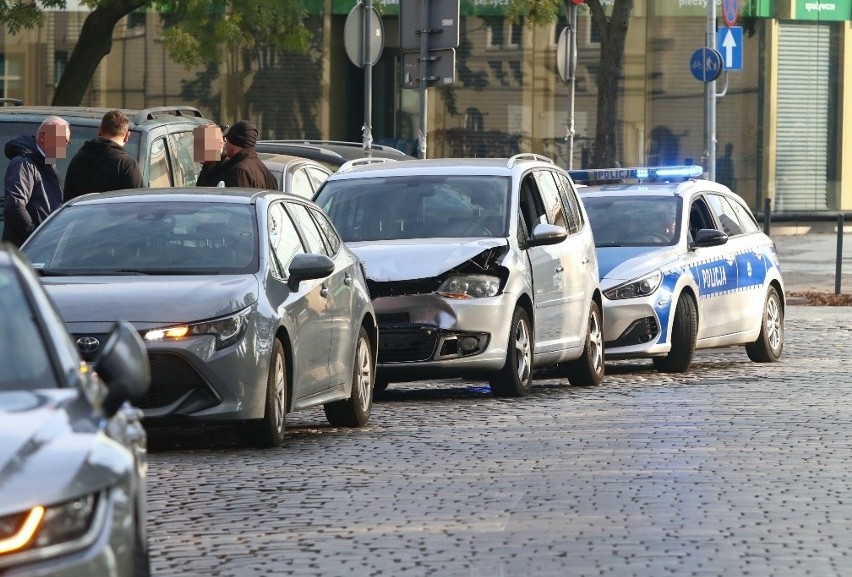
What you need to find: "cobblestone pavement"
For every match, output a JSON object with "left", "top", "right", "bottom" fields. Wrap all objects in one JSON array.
[{"left": 147, "top": 305, "right": 852, "bottom": 577}]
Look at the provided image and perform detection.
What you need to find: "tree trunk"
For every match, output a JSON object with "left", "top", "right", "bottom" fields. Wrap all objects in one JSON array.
[{"left": 51, "top": 0, "right": 147, "bottom": 106}]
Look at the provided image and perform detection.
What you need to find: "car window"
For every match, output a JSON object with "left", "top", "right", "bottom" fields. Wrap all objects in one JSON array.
[
  {"left": 23, "top": 202, "right": 258, "bottom": 274},
  {"left": 689, "top": 197, "right": 715, "bottom": 238},
  {"left": 315, "top": 175, "right": 510, "bottom": 241},
  {"left": 518, "top": 173, "right": 548, "bottom": 239},
  {"left": 556, "top": 173, "right": 583, "bottom": 234},
  {"left": 148, "top": 136, "right": 174, "bottom": 187},
  {"left": 268, "top": 202, "right": 305, "bottom": 275},
  {"left": 534, "top": 170, "right": 568, "bottom": 230},
  {"left": 0, "top": 268, "right": 59, "bottom": 390},
  {"left": 169, "top": 130, "right": 202, "bottom": 186},
  {"left": 306, "top": 166, "right": 331, "bottom": 193},
  {"left": 582, "top": 195, "right": 681, "bottom": 246},
  {"left": 290, "top": 167, "right": 313, "bottom": 198},
  {"left": 286, "top": 202, "right": 328, "bottom": 255},
  {"left": 709, "top": 192, "right": 759, "bottom": 235},
  {"left": 309, "top": 207, "right": 341, "bottom": 254},
  {"left": 706, "top": 193, "right": 744, "bottom": 236}
]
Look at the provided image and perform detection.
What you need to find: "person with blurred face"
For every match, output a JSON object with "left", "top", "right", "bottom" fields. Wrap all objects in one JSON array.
[
  {"left": 2, "top": 115, "right": 70, "bottom": 247},
  {"left": 194, "top": 123, "right": 228, "bottom": 186},
  {"left": 63, "top": 109, "right": 143, "bottom": 201},
  {"left": 218, "top": 120, "right": 277, "bottom": 189}
]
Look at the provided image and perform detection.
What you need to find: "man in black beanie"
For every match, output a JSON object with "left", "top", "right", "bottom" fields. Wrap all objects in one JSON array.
[{"left": 219, "top": 120, "right": 277, "bottom": 189}]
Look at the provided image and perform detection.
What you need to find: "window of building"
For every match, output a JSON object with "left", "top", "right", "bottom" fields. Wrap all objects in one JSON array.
[
  {"left": 0, "top": 54, "right": 24, "bottom": 100},
  {"left": 54, "top": 51, "right": 68, "bottom": 88},
  {"left": 484, "top": 17, "right": 504, "bottom": 48}
]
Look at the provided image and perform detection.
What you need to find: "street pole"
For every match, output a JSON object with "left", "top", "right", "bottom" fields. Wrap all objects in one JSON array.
[
  {"left": 363, "top": 0, "right": 374, "bottom": 157},
  {"left": 705, "top": 0, "right": 717, "bottom": 180},
  {"left": 417, "top": 0, "right": 430, "bottom": 159},
  {"left": 566, "top": 2, "right": 577, "bottom": 170}
]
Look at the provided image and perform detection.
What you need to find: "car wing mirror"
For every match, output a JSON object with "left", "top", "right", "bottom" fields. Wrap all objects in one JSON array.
[
  {"left": 287, "top": 253, "right": 335, "bottom": 291},
  {"left": 689, "top": 228, "right": 728, "bottom": 250},
  {"left": 527, "top": 223, "right": 568, "bottom": 247},
  {"left": 94, "top": 320, "right": 151, "bottom": 419}
]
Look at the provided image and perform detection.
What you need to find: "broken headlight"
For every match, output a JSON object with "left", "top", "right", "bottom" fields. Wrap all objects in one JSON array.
[{"left": 436, "top": 275, "right": 501, "bottom": 299}]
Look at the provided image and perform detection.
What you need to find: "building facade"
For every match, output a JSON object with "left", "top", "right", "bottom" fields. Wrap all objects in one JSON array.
[{"left": 1, "top": 0, "right": 849, "bottom": 213}]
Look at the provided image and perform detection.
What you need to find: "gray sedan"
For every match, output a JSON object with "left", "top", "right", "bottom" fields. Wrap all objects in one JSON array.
[
  {"left": 21, "top": 188, "right": 378, "bottom": 447},
  {"left": 0, "top": 245, "right": 150, "bottom": 576}
]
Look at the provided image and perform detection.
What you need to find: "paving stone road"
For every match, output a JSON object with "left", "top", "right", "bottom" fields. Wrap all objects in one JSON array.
[{"left": 146, "top": 304, "right": 852, "bottom": 577}]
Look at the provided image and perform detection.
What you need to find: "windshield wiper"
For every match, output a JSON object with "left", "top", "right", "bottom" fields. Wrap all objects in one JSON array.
[{"left": 595, "top": 243, "right": 624, "bottom": 248}]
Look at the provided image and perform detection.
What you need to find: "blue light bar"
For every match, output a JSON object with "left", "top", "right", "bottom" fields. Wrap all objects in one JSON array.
[{"left": 568, "top": 165, "right": 704, "bottom": 183}]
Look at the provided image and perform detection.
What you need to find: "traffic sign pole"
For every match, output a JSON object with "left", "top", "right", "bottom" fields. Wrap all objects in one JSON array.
[
  {"left": 363, "top": 0, "right": 373, "bottom": 156},
  {"left": 418, "top": 0, "right": 429, "bottom": 159},
  {"left": 705, "top": 0, "right": 717, "bottom": 181}
]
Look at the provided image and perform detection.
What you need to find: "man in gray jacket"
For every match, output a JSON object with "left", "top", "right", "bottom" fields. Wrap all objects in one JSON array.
[{"left": 2, "top": 116, "right": 70, "bottom": 247}]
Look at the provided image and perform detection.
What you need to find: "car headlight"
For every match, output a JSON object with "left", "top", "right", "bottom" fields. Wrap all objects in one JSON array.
[
  {"left": 437, "top": 275, "right": 501, "bottom": 299},
  {"left": 0, "top": 493, "right": 101, "bottom": 561},
  {"left": 604, "top": 271, "right": 662, "bottom": 300},
  {"left": 144, "top": 306, "right": 251, "bottom": 349}
]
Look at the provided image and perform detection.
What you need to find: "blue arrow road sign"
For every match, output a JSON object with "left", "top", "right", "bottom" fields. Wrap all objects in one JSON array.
[
  {"left": 690, "top": 47, "right": 723, "bottom": 82},
  {"left": 718, "top": 26, "right": 743, "bottom": 71}
]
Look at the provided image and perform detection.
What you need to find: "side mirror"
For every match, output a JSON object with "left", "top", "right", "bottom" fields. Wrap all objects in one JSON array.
[
  {"left": 287, "top": 253, "right": 335, "bottom": 291},
  {"left": 689, "top": 228, "right": 728, "bottom": 250},
  {"left": 527, "top": 223, "right": 568, "bottom": 247},
  {"left": 95, "top": 320, "right": 151, "bottom": 418}
]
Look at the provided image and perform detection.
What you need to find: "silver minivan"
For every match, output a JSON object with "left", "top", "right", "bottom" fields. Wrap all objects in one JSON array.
[{"left": 313, "top": 154, "right": 605, "bottom": 396}]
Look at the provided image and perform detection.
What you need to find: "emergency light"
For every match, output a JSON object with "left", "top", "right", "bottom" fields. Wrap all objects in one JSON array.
[{"left": 568, "top": 165, "right": 703, "bottom": 184}]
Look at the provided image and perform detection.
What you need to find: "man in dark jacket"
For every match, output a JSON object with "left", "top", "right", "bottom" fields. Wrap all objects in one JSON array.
[
  {"left": 2, "top": 116, "right": 70, "bottom": 247},
  {"left": 63, "top": 110, "right": 143, "bottom": 200},
  {"left": 219, "top": 120, "right": 277, "bottom": 189}
]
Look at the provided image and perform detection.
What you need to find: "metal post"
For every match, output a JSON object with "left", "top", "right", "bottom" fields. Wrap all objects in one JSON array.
[
  {"left": 705, "top": 0, "right": 717, "bottom": 180},
  {"left": 363, "top": 0, "right": 374, "bottom": 157},
  {"left": 418, "top": 0, "right": 429, "bottom": 159},
  {"left": 566, "top": 3, "right": 577, "bottom": 170},
  {"left": 763, "top": 198, "right": 771, "bottom": 236},
  {"left": 836, "top": 214, "right": 844, "bottom": 295}
]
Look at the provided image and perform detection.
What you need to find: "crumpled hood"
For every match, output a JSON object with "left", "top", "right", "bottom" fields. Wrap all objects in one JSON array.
[
  {"left": 597, "top": 246, "right": 680, "bottom": 281},
  {"left": 349, "top": 238, "right": 508, "bottom": 281},
  {"left": 0, "top": 390, "right": 126, "bottom": 515},
  {"left": 41, "top": 275, "right": 259, "bottom": 328}
]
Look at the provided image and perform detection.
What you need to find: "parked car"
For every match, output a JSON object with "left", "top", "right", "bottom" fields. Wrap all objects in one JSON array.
[
  {"left": 0, "top": 244, "right": 151, "bottom": 576},
  {"left": 571, "top": 165, "right": 785, "bottom": 372},
  {"left": 21, "top": 188, "right": 378, "bottom": 447},
  {"left": 313, "top": 154, "right": 604, "bottom": 396},
  {"left": 258, "top": 152, "right": 333, "bottom": 198},
  {"left": 256, "top": 140, "right": 415, "bottom": 170}
]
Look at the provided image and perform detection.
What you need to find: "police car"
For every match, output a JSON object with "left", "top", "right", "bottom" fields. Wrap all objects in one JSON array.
[{"left": 571, "top": 165, "right": 784, "bottom": 372}]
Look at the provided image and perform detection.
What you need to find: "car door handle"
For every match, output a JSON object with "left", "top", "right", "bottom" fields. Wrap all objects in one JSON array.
[
  {"left": 344, "top": 273, "right": 353, "bottom": 286},
  {"left": 321, "top": 286, "right": 329, "bottom": 298},
  {"left": 555, "top": 265, "right": 564, "bottom": 273}
]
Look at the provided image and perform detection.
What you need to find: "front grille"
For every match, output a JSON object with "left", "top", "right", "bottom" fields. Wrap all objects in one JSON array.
[
  {"left": 378, "top": 325, "right": 439, "bottom": 363},
  {"left": 377, "top": 312, "right": 411, "bottom": 324},
  {"left": 136, "top": 352, "right": 208, "bottom": 409},
  {"left": 368, "top": 278, "right": 441, "bottom": 299},
  {"left": 608, "top": 316, "right": 659, "bottom": 348}
]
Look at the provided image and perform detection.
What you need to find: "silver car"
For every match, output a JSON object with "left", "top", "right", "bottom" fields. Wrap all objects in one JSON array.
[
  {"left": 21, "top": 188, "right": 378, "bottom": 448},
  {"left": 0, "top": 245, "right": 150, "bottom": 576},
  {"left": 313, "top": 154, "right": 604, "bottom": 396}
]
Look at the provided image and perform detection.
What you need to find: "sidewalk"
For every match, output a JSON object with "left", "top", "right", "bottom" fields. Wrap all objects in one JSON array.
[{"left": 770, "top": 232, "right": 851, "bottom": 294}]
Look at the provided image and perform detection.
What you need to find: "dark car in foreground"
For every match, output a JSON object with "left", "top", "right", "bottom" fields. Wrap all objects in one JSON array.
[
  {"left": 0, "top": 244, "right": 151, "bottom": 576},
  {"left": 21, "top": 188, "right": 378, "bottom": 447}
]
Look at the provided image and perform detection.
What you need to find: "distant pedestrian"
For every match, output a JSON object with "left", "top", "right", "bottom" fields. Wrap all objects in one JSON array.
[
  {"left": 219, "top": 120, "right": 277, "bottom": 189},
  {"left": 2, "top": 116, "right": 70, "bottom": 247},
  {"left": 194, "top": 123, "right": 228, "bottom": 186},
  {"left": 717, "top": 143, "right": 735, "bottom": 190},
  {"left": 63, "top": 110, "right": 143, "bottom": 200}
]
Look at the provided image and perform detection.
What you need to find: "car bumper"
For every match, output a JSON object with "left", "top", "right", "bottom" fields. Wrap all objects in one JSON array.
[{"left": 601, "top": 293, "right": 672, "bottom": 358}]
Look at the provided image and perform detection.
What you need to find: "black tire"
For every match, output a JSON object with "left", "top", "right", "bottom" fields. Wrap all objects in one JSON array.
[
  {"left": 564, "top": 300, "right": 605, "bottom": 386},
  {"left": 746, "top": 286, "right": 784, "bottom": 362},
  {"left": 489, "top": 307, "right": 533, "bottom": 397},
  {"left": 242, "top": 339, "right": 287, "bottom": 448},
  {"left": 324, "top": 326, "right": 374, "bottom": 427},
  {"left": 653, "top": 294, "right": 697, "bottom": 373}
]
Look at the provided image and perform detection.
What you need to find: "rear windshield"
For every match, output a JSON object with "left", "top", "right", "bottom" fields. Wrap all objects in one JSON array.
[{"left": 0, "top": 120, "right": 141, "bottom": 181}]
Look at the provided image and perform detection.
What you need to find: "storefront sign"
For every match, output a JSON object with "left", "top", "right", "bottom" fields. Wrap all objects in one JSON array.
[{"left": 795, "top": 0, "right": 852, "bottom": 20}]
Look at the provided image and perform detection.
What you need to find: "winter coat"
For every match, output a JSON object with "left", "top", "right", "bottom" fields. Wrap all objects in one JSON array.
[
  {"left": 63, "top": 137, "right": 143, "bottom": 200},
  {"left": 220, "top": 148, "right": 277, "bottom": 190},
  {"left": 2, "top": 135, "right": 63, "bottom": 247},
  {"left": 196, "top": 156, "right": 228, "bottom": 187}
]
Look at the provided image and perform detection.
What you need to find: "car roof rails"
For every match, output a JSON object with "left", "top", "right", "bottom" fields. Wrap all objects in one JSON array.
[
  {"left": 507, "top": 153, "right": 554, "bottom": 168},
  {"left": 136, "top": 106, "right": 204, "bottom": 122},
  {"left": 0, "top": 98, "right": 23, "bottom": 106},
  {"left": 568, "top": 165, "right": 704, "bottom": 184},
  {"left": 337, "top": 157, "right": 398, "bottom": 173}
]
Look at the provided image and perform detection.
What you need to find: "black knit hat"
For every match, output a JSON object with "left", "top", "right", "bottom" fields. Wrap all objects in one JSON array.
[{"left": 225, "top": 120, "right": 258, "bottom": 148}]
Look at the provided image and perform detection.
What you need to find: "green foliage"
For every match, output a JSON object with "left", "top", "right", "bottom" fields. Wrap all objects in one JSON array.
[
  {"left": 506, "top": 0, "right": 564, "bottom": 26},
  {"left": 0, "top": 0, "right": 67, "bottom": 34}
]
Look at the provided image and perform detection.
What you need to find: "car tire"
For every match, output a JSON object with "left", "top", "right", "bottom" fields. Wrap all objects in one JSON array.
[
  {"left": 132, "top": 526, "right": 150, "bottom": 577},
  {"left": 242, "top": 338, "right": 287, "bottom": 448},
  {"left": 564, "top": 300, "right": 605, "bottom": 386},
  {"left": 746, "top": 285, "right": 784, "bottom": 362},
  {"left": 324, "top": 326, "right": 374, "bottom": 427},
  {"left": 489, "top": 306, "right": 533, "bottom": 397},
  {"left": 652, "top": 293, "right": 697, "bottom": 373}
]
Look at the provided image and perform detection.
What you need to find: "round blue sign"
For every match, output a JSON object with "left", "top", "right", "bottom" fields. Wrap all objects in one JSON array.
[{"left": 690, "top": 47, "right": 723, "bottom": 82}]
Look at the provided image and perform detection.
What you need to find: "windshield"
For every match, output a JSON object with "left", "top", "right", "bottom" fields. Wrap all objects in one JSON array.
[
  {"left": 314, "top": 175, "right": 511, "bottom": 241},
  {"left": 23, "top": 202, "right": 258, "bottom": 275},
  {"left": 0, "top": 268, "right": 60, "bottom": 390},
  {"left": 582, "top": 195, "right": 682, "bottom": 247}
]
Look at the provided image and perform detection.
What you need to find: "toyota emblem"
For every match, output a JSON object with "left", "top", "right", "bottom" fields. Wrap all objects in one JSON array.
[{"left": 76, "top": 336, "right": 100, "bottom": 354}]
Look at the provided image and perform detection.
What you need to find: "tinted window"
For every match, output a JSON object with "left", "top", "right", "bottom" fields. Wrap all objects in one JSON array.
[
  {"left": 169, "top": 130, "right": 202, "bottom": 186},
  {"left": 534, "top": 170, "right": 568, "bottom": 229},
  {"left": 23, "top": 202, "right": 258, "bottom": 274},
  {"left": 706, "top": 193, "right": 743, "bottom": 236},
  {"left": 286, "top": 202, "right": 328, "bottom": 255},
  {"left": 309, "top": 207, "right": 341, "bottom": 254},
  {"left": 582, "top": 195, "right": 681, "bottom": 246},
  {"left": 268, "top": 203, "right": 304, "bottom": 275},
  {"left": 556, "top": 173, "right": 583, "bottom": 234},
  {"left": 148, "top": 137, "right": 173, "bottom": 187}
]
